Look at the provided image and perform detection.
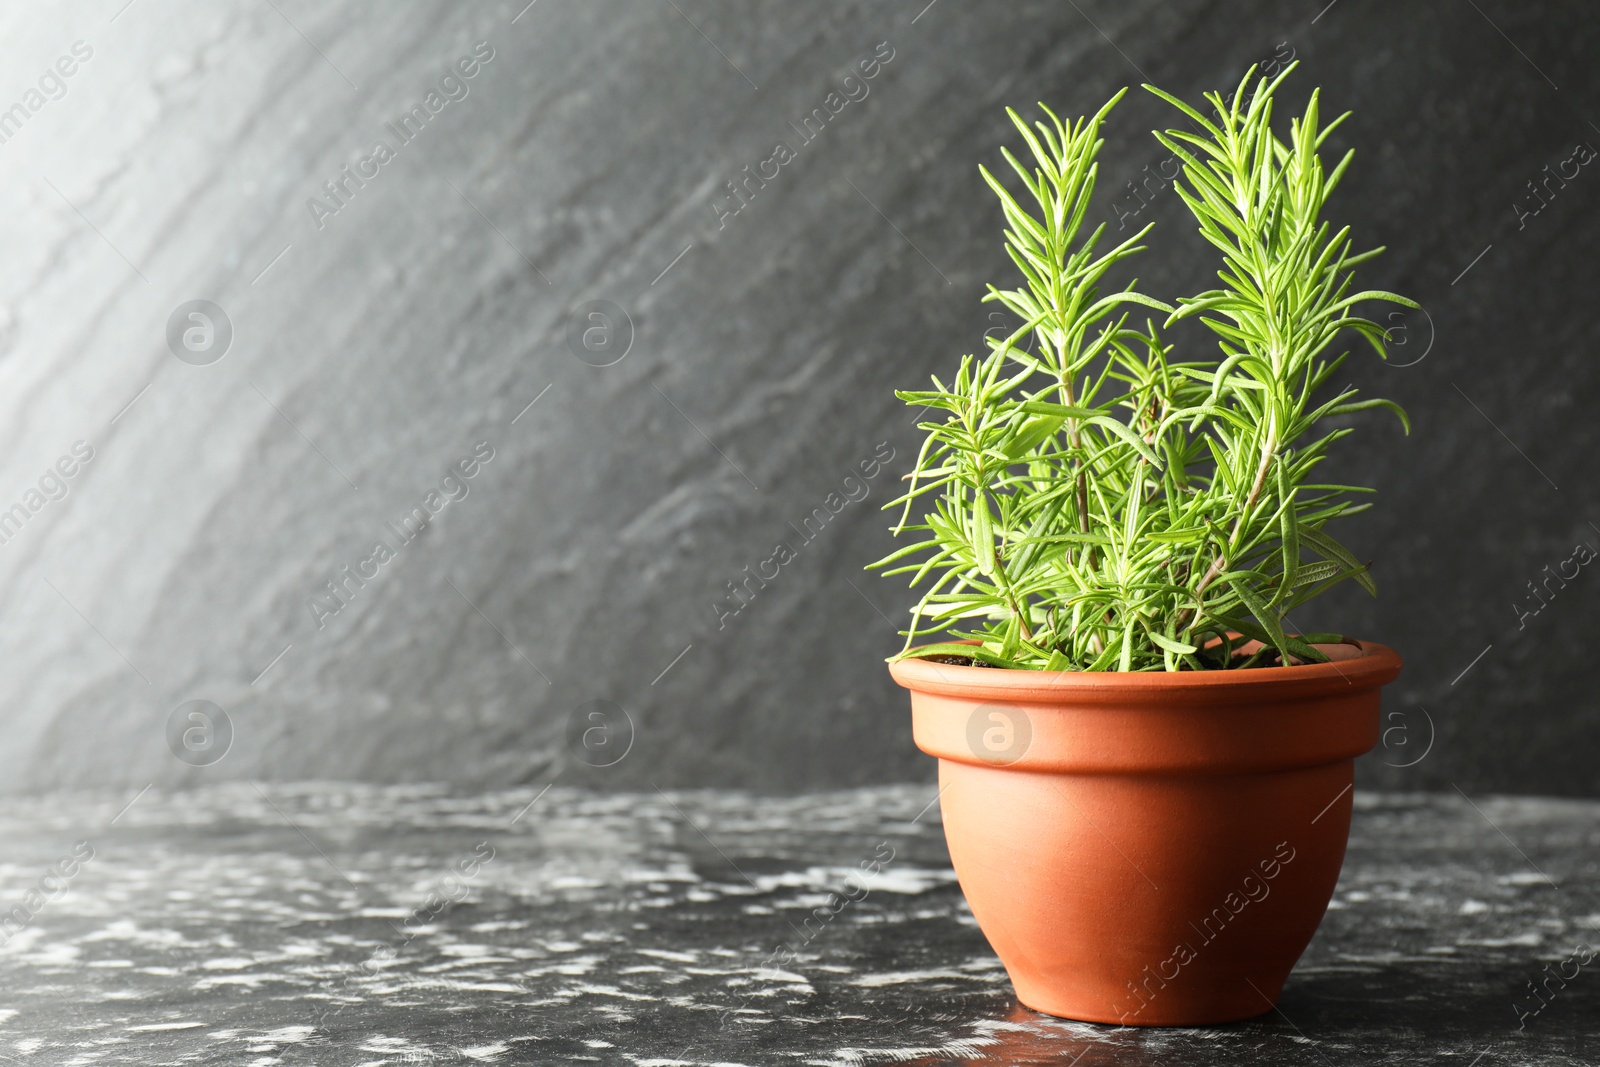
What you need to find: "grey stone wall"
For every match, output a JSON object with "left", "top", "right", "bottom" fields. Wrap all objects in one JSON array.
[{"left": 0, "top": 0, "right": 1594, "bottom": 795}]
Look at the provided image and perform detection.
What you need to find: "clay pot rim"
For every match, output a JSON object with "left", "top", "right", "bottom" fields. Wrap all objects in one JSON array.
[{"left": 888, "top": 636, "right": 1402, "bottom": 706}]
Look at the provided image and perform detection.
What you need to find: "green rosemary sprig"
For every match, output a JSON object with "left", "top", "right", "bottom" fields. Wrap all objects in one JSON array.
[{"left": 872, "top": 63, "right": 1415, "bottom": 671}]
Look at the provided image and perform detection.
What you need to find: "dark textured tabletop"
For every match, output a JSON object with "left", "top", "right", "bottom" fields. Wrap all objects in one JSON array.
[{"left": 0, "top": 783, "right": 1595, "bottom": 1065}]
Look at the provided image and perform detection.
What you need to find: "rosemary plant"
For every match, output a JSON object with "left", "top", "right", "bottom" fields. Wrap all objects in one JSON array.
[{"left": 872, "top": 64, "right": 1415, "bottom": 671}]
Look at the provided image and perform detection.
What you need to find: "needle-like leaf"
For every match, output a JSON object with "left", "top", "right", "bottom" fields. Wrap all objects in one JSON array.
[{"left": 870, "top": 68, "right": 1411, "bottom": 670}]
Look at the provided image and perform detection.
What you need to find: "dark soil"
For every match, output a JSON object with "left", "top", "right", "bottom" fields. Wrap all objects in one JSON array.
[
  {"left": 921, "top": 649, "right": 1311, "bottom": 670},
  {"left": 921, "top": 654, "right": 995, "bottom": 668}
]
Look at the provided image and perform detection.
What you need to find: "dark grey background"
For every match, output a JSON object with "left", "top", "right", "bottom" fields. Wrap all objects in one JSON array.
[{"left": 2, "top": 0, "right": 1594, "bottom": 797}]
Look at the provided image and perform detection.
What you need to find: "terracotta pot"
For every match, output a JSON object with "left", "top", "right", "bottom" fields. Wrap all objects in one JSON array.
[{"left": 888, "top": 638, "right": 1401, "bottom": 1026}]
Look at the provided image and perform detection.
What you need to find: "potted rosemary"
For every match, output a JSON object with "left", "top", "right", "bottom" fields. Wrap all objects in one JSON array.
[{"left": 873, "top": 65, "right": 1410, "bottom": 1025}]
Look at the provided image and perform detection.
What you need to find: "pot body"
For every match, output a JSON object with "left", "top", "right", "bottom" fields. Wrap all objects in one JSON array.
[{"left": 889, "top": 640, "right": 1400, "bottom": 1026}]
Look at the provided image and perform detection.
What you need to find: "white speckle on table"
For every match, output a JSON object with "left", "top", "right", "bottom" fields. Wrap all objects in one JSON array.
[
  {"left": 849, "top": 969, "right": 993, "bottom": 988},
  {"left": 1498, "top": 871, "right": 1556, "bottom": 886},
  {"left": 572, "top": 982, "right": 659, "bottom": 1001},
  {"left": 255, "top": 1027, "right": 314, "bottom": 1043},
  {"left": 201, "top": 956, "right": 257, "bottom": 970},
  {"left": 459, "top": 1042, "right": 510, "bottom": 1059},
  {"left": 1462, "top": 932, "right": 1543, "bottom": 947}
]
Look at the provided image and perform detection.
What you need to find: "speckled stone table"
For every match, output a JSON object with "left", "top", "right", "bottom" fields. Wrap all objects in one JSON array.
[{"left": 0, "top": 784, "right": 1595, "bottom": 1065}]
